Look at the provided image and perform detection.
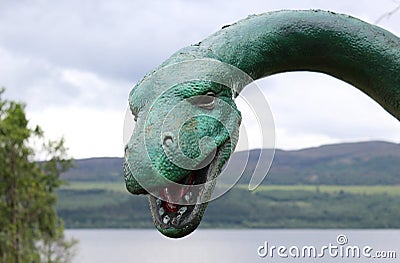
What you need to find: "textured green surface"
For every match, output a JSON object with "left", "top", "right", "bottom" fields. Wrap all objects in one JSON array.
[
  {"left": 201, "top": 10, "right": 400, "bottom": 119},
  {"left": 124, "top": 10, "right": 400, "bottom": 238}
]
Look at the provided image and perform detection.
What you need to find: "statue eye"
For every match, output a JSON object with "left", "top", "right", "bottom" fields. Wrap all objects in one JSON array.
[{"left": 191, "top": 92, "right": 217, "bottom": 110}]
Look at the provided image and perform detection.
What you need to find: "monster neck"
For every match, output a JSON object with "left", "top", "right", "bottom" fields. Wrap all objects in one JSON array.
[{"left": 197, "top": 10, "right": 400, "bottom": 120}]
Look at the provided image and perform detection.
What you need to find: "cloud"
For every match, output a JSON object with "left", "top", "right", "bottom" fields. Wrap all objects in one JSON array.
[
  {"left": 0, "top": 47, "right": 79, "bottom": 107},
  {"left": 0, "top": 47, "right": 130, "bottom": 112},
  {"left": 27, "top": 106, "right": 126, "bottom": 159},
  {"left": 253, "top": 73, "right": 400, "bottom": 149},
  {"left": 59, "top": 69, "right": 130, "bottom": 110}
]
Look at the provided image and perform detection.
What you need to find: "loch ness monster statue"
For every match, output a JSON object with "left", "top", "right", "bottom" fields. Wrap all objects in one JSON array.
[{"left": 123, "top": 10, "right": 400, "bottom": 238}]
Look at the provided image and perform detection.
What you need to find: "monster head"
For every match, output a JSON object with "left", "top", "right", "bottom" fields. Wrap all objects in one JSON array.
[{"left": 123, "top": 52, "right": 253, "bottom": 238}]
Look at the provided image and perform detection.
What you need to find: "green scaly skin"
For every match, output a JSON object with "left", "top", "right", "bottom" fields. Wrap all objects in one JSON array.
[{"left": 124, "top": 10, "right": 400, "bottom": 238}]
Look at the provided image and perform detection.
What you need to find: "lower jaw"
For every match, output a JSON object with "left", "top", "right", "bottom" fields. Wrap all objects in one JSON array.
[
  {"left": 154, "top": 216, "right": 203, "bottom": 238},
  {"left": 151, "top": 195, "right": 207, "bottom": 238}
]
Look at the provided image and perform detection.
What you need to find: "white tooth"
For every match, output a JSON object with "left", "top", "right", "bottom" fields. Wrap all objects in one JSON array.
[
  {"left": 184, "top": 192, "right": 192, "bottom": 202},
  {"left": 176, "top": 214, "right": 182, "bottom": 220},
  {"left": 178, "top": 206, "right": 187, "bottom": 214},
  {"left": 156, "top": 199, "right": 161, "bottom": 205},
  {"left": 163, "top": 215, "right": 170, "bottom": 224},
  {"left": 159, "top": 207, "right": 164, "bottom": 216}
]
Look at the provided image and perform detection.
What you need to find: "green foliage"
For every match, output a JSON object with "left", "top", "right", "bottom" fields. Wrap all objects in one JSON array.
[
  {"left": 205, "top": 187, "right": 400, "bottom": 228},
  {"left": 56, "top": 182, "right": 400, "bottom": 229},
  {"left": 57, "top": 189, "right": 152, "bottom": 228},
  {"left": 56, "top": 141, "right": 400, "bottom": 230},
  {"left": 0, "top": 88, "right": 77, "bottom": 263}
]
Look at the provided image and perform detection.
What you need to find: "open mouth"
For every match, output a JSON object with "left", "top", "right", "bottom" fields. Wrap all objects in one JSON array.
[
  {"left": 148, "top": 142, "right": 229, "bottom": 238},
  {"left": 149, "top": 165, "right": 209, "bottom": 230}
]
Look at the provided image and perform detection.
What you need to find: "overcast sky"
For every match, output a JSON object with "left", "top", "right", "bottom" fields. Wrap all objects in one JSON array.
[{"left": 1, "top": 0, "right": 399, "bottom": 158}]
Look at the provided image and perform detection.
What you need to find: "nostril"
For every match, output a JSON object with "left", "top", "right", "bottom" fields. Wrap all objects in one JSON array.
[{"left": 163, "top": 135, "right": 174, "bottom": 146}]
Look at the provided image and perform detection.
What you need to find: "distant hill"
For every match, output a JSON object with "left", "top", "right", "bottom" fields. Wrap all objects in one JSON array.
[
  {"left": 62, "top": 157, "right": 124, "bottom": 181},
  {"left": 61, "top": 141, "right": 400, "bottom": 185},
  {"left": 238, "top": 141, "right": 400, "bottom": 185}
]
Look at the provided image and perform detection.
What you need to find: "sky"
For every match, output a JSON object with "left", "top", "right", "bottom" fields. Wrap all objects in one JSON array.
[{"left": 0, "top": 0, "right": 399, "bottom": 158}]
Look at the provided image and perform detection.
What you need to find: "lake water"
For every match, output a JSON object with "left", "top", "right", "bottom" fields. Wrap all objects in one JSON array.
[{"left": 66, "top": 229, "right": 399, "bottom": 263}]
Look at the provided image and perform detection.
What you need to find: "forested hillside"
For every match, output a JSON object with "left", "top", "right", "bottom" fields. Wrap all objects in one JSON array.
[{"left": 57, "top": 141, "right": 400, "bottom": 229}]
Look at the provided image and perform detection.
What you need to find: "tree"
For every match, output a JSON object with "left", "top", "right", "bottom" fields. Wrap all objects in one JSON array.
[{"left": 0, "top": 88, "right": 77, "bottom": 263}]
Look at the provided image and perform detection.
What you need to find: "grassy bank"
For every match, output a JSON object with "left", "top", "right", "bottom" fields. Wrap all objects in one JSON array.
[{"left": 62, "top": 182, "right": 400, "bottom": 195}]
